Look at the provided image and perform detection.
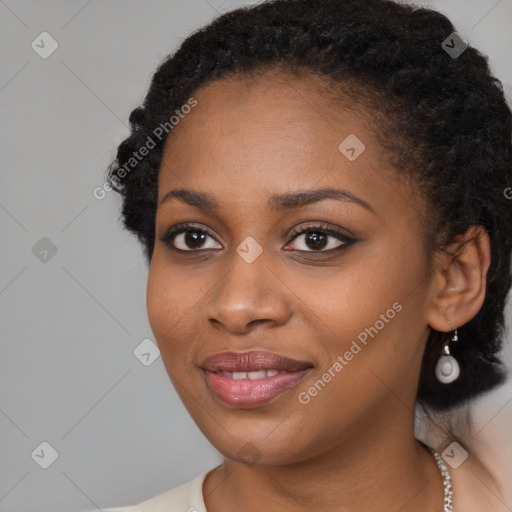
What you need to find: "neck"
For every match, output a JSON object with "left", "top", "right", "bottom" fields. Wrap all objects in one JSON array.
[{"left": 203, "top": 415, "right": 444, "bottom": 512}]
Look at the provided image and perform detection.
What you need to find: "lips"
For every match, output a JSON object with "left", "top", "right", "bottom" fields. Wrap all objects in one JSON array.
[
  {"left": 201, "top": 350, "right": 313, "bottom": 408},
  {"left": 201, "top": 350, "right": 312, "bottom": 372}
]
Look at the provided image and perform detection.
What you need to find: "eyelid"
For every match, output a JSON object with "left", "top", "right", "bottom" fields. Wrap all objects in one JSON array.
[
  {"left": 158, "top": 221, "right": 356, "bottom": 253},
  {"left": 287, "top": 221, "right": 354, "bottom": 240},
  {"left": 158, "top": 222, "right": 221, "bottom": 251}
]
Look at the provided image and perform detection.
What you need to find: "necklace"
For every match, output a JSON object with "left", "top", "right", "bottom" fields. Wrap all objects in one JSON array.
[{"left": 428, "top": 447, "right": 454, "bottom": 511}]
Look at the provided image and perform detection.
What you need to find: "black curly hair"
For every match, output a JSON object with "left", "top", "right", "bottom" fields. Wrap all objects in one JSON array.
[{"left": 106, "top": 0, "right": 512, "bottom": 413}]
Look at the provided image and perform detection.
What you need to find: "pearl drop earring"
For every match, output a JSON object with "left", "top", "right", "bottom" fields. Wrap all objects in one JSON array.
[{"left": 435, "top": 327, "right": 460, "bottom": 384}]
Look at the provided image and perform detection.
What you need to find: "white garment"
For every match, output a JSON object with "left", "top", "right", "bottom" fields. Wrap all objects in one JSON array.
[{"left": 100, "top": 469, "right": 211, "bottom": 512}]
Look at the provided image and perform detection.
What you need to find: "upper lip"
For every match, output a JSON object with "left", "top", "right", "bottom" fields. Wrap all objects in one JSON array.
[{"left": 201, "top": 350, "right": 313, "bottom": 372}]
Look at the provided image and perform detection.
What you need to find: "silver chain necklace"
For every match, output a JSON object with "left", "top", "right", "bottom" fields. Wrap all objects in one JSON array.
[{"left": 428, "top": 448, "right": 454, "bottom": 511}]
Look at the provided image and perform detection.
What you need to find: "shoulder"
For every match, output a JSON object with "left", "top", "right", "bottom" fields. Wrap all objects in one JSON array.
[
  {"left": 99, "top": 469, "right": 213, "bottom": 512},
  {"left": 455, "top": 382, "right": 512, "bottom": 510},
  {"left": 418, "top": 380, "right": 512, "bottom": 511},
  {"left": 448, "top": 451, "right": 512, "bottom": 512}
]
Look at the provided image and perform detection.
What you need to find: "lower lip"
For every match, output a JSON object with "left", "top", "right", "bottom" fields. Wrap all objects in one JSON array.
[{"left": 204, "top": 369, "right": 312, "bottom": 408}]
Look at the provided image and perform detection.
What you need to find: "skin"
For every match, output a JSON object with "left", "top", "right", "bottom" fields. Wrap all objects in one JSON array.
[{"left": 146, "top": 68, "right": 494, "bottom": 511}]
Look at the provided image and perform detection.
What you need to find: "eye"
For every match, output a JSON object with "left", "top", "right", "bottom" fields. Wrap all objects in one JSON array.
[
  {"left": 158, "top": 223, "right": 221, "bottom": 252},
  {"left": 158, "top": 222, "right": 357, "bottom": 253},
  {"left": 285, "top": 223, "right": 356, "bottom": 253}
]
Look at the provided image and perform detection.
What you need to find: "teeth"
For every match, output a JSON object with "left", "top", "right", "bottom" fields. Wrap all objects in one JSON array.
[
  {"left": 248, "top": 370, "right": 266, "bottom": 380},
  {"left": 221, "top": 369, "right": 281, "bottom": 379}
]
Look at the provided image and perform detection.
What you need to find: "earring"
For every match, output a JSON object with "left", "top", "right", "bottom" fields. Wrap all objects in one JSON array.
[{"left": 435, "top": 327, "right": 460, "bottom": 384}]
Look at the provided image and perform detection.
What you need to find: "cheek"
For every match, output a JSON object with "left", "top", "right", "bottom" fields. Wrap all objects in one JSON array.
[
  {"left": 146, "top": 258, "right": 188, "bottom": 364},
  {"left": 310, "top": 241, "right": 428, "bottom": 366},
  {"left": 146, "top": 254, "right": 217, "bottom": 377},
  {"left": 146, "top": 252, "right": 195, "bottom": 333},
  {"left": 146, "top": 260, "right": 169, "bottom": 340}
]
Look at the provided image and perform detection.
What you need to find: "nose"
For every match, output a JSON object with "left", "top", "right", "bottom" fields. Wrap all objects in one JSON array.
[{"left": 203, "top": 247, "right": 293, "bottom": 334}]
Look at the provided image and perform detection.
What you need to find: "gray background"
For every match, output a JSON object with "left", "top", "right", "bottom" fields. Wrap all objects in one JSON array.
[{"left": 1, "top": 1, "right": 511, "bottom": 511}]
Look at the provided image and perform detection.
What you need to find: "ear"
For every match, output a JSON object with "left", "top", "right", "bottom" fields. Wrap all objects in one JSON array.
[{"left": 426, "top": 225, "right": 490, "bottom": 332}]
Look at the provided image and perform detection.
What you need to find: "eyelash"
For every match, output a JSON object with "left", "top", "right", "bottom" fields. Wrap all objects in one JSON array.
[{"left": 158, "top": 222, "right": 357, "bottom": 254}]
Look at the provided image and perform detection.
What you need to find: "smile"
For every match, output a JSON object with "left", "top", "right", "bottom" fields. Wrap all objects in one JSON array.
[
  {"left": 203, "top": 369, "right": 312, "bottom": 407},
  {"left": 218, "top": 369, "right": 283, "bottom": 379}
]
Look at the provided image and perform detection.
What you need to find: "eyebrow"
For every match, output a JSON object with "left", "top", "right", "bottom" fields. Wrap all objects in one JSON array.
[{"left": 159, "top": 187, "right": 375, "bottom": 214}]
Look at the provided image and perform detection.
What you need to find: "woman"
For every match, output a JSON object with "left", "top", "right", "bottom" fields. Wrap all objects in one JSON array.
[{"left": 101, "top": 0, "right": 512, "bottom": 510}]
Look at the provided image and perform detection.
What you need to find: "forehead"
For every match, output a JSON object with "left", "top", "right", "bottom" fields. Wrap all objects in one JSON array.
[
  {"left": 161, "top": 72, "right": 378, "bottom": 179},
  {"left": 156, "top": 70, "right": 423, "bottom": 227}
]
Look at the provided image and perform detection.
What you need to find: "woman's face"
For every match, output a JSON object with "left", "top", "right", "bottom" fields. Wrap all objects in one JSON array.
[{"left": 146, "top": 70, "right": 437, "bottom": 465}]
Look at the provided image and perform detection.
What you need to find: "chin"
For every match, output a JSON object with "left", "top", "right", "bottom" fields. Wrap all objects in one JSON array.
[{"left": 203, "top": 422, "right": 312, "bottom": 466}]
